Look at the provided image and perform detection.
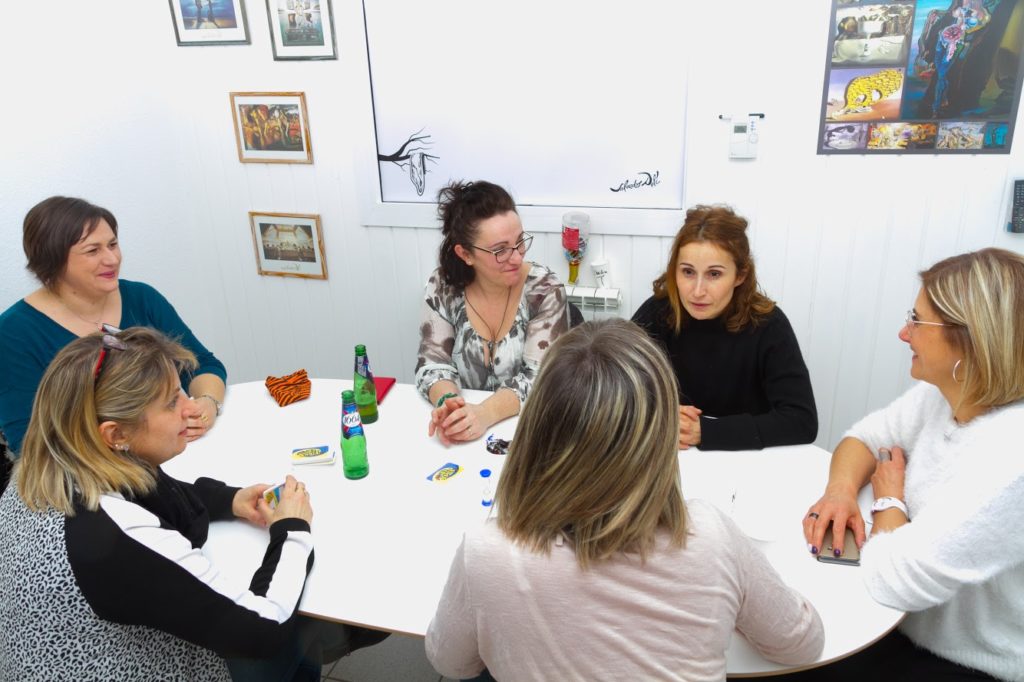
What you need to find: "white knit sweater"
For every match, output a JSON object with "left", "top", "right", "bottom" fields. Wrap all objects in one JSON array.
[{"left": 848, "top": 382, "right": 1024, "bottom": 681}]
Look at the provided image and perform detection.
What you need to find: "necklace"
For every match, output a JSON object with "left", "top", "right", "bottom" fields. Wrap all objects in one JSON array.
[
  {"left": 56, "top": 292, "right": 110, "bottom": 331},
  {"left": 465, "top": 285, "right": 513, "bottom": 368}
]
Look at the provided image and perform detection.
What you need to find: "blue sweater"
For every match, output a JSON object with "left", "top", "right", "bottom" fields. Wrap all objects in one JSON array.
[{"left": 0, "top": 280, "right": 227, "bottom": 455}]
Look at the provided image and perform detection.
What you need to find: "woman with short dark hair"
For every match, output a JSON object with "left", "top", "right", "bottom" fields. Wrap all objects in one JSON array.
[
  {"left": 416, "top": 180, "right": 568, "bottom": 444},
  {"left": 0, "top": 196, "right": 226, "bottom": 456}
]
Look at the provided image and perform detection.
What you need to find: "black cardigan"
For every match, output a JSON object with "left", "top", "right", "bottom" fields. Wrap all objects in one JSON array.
[{"left": 631, "top": 296, "right": 818, "bottom": 450}]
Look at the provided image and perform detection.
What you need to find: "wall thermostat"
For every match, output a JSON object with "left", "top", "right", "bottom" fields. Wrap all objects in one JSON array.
[{"left": 720, "top": 113, "right": 764, "bottom": 159}]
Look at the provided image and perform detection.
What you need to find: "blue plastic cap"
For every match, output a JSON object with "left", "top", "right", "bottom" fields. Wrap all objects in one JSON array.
[{"left": 480, "top": 468, "right": 492, "bottom": 478}]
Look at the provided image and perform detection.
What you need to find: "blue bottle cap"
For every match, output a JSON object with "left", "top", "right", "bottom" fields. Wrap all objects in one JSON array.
[{"left": 480, "top": 468, "right": 492, "bottom": 478}]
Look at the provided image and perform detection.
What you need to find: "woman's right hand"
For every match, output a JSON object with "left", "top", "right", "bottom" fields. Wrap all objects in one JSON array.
[
  {"left": 257, "top": 475, "right": 313, "bottom": 526},
  {"left": 802, "top": 484, "right": 866, "bottom": 557}
]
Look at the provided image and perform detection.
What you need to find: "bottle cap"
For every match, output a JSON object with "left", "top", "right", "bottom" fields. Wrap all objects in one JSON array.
[
  {"left": 480, "top": 469, "right": 492, "bottom": 478},
  {"left": 341, "top": 389, "right": 355, "bottom": 401},
  {"left": 355, "top": 344, "right": 367, "bottom": 354}
]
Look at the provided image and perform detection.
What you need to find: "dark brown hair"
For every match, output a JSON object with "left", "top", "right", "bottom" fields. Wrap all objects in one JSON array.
[
  {"left": 652, "top": 205, "right": 774, "bottom": 333},
  {"left": 23, "top": 196, "right": 118, "bottom": 290},
  {"left": 436, "top": 180, "right": 516, "bottom": 289}
]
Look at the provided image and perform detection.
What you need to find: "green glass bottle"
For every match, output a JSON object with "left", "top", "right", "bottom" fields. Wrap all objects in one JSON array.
[
  {"left": 340, "top": 390, "right": 369, "bottom": 480},
  {"left": 354, "top": 344, "right": 379, "bottom": 424}
]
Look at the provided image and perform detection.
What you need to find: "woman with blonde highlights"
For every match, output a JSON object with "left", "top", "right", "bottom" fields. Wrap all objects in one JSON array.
[
  {"left": 0, "top": 328, "right": 317, "bottom": 680},
  {"left": 632, "top": 204, "right": 817, "bottom": 450},
  {"left": 799, "top": 248, "right": 1024, "bottom": 681},
  {"left": 426, "top": 319, "right": 823, "bottom": 681}
]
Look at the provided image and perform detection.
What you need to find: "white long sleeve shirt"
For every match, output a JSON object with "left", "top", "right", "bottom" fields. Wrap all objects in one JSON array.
[
  {"left": 849, "top": 382, "right": 1024, "bottom": 681},
  {"left": 426, "top": 500, "right": 823, "bottom": 681}
]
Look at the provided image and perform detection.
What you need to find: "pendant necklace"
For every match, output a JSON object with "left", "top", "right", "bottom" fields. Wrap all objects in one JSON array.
[
  {"left": 465, "top": 285, "right": 513, "bottom": 369},
  {"left": 57, "top": 292, "right": 110, "bottom": 332}
]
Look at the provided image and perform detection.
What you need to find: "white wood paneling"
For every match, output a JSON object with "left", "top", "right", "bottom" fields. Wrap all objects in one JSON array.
[{"left": 2, "top": 0, "right": 1024, "bottom": 452}]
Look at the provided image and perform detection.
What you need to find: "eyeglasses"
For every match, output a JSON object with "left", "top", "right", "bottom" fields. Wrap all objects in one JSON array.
[
  {"left": 93, "top": 331, "right": 127, "bottom": 381},
  {"left": 468, "top": 233, "right": 534, "bottom": 264},
  {"left": 905, "top": 309, "right": 951, "bottom": 330}
]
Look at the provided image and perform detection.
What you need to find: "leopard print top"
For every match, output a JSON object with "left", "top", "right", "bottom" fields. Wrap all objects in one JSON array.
[{"left": 0, "top": 486, "right": 230, "bottom": 681}]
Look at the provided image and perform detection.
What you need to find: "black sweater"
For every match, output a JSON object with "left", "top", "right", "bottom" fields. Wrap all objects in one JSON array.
[{"left": 631, "top": 296, "right": 818, "bottom": 451}]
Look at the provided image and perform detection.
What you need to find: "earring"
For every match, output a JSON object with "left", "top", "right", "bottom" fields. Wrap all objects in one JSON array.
[
  {"left": 115, "top": 443, "right": 130, "bottom": 453},
  {"left": 952, "top": 359, "right": 963, "bottom": 383}
]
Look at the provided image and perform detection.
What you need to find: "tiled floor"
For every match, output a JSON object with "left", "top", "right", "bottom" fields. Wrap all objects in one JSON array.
[{"left": 320, "top": 633, "right": 452, "bottom": 682}]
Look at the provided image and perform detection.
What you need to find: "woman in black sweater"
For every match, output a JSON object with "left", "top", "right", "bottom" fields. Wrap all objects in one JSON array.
[{"left": 631, "top": 205, "right": 817, "bottom": 451}]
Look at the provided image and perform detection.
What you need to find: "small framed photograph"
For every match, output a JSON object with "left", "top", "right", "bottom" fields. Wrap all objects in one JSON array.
[
  {"left": 168, "top": 0, "right": 250, "bottom": 45},
  {"left": 249, "top": 212, "right": 328, "bottom": 279},
  {"left": 266, "top": 0, "right": 337, "bottom": 60},
  {"left": 230, "top": 92, "right": 313, "bottom": 164}
]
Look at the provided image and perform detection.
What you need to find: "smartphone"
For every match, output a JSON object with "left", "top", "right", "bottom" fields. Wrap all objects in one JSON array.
[{"left": 817, "top": 525, "right": 861, "bottom": 566}]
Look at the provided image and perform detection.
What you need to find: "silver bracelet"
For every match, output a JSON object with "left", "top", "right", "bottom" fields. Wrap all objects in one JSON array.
[{"left": 194, "top": 393, "right": 223, "bottom": 416}]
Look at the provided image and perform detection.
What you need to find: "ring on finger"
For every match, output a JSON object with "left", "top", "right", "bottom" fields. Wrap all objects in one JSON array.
[{"left": 807, "top": 512, "right": 820, "bottom": 520}]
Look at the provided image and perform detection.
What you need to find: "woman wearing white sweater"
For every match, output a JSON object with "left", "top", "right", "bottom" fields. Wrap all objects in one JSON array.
[
  {"left": 798, "top": 248, "right": 1024, "bottom": 681},
  {"left": 426, "top": 319, "right": 823, "bottom": 681}
]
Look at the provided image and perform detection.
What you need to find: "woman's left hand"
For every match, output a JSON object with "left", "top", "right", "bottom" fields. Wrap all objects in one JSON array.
[
  {"left": 870, "top": 446, "right": 907, "bottom": 500},
  {"left": 186, "top": 397, "right": 218, "bottom": 441},
  {"left": 439, "top": 402, "right": 491, "bottom": 443},
  {"left": 232, "top": 483, "right": 269, "bottom": 526}
]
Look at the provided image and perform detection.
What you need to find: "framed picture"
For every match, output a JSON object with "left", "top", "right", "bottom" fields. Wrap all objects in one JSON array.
[
  {"left": 266, "top": 0, "right": 337, "bottom": 60},
  {"left": 168, "top": 0, "right": 250, "bottom": 45},
  {"left": 249, "top": 212, "right": 327, "bottom": 279},
  {"left": 817, "top": 0, "right": 1024, "bottom": 154},
  {"left": 230, "top": 92, "right": 313, "bottom": 163}
]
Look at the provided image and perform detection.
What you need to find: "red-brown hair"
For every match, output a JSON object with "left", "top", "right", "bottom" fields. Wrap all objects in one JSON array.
[{"left": 652, "top": 205, "right": 774, "bottom": 333}]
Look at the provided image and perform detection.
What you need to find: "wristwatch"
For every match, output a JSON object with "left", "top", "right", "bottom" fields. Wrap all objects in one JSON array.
[
  {"left": 871, "top": 496, "right": 908, "bottom": 517},
  {"left": 195, "top": 393, "right": 223, "bottom": 416}
]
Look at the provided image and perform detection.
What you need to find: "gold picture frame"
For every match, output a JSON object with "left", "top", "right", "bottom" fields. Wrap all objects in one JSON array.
[
  {"left": 249, "top": 211, "right": 327, "bottom": 279},
  {"left": 230, "top": 92, "right": 313, "bottom": 164}
]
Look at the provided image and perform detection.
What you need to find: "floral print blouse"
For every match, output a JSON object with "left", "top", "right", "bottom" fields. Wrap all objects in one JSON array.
[{"left": 415, "top": 263, "right": 569, "bottom": 404}]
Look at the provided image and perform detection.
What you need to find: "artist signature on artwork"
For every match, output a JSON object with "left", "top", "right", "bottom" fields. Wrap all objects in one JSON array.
[
  {"left": 280, "top": 263, "right": 300, "bottom": 271},
  {"left": 609, "top": 171, "right": 660, "bottom": 192}
]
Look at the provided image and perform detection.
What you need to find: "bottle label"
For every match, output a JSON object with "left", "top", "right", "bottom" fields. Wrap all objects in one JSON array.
[
  {"left": 355, "top": 355, "right": 374, "bottom": 380},
  {"left": 342, "top": 409, "right": 364, "bottom": 437}
]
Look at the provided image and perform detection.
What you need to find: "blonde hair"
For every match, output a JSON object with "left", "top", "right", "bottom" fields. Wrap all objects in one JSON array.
[
  {"left": 496, "top": 318, "right": 687, "bottom": 569},
  {"left": 921, "top": 247, "right": 1024, "bottom": 409},
  {"left": 653, "top": 205, "right": 775, "bottom": 334},
  {"left": 15, "top": 327, "right": 197, "bottom": 515}
]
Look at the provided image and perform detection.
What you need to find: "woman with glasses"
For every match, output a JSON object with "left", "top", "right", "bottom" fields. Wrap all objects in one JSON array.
[
  {"left": 796, "top": 248, "right": 1024, "bottom": 681},
  {"left": 416, "top": 180, "right": 568, "bottom": 444},
  {"left": 0, "top": 327, "right": 315, "bottom": 679},
  {"left": 631, "top": 205, "right": 817, "bottom": 450},
  {"left": 426, "top": 320, "right": 824, "bottom": 680},
  {"left": 0, "top": 196, "right": 226, "bottom": 459}
]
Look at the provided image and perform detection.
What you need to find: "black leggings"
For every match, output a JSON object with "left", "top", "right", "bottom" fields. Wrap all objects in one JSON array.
[{"left": 757, "top": 629, "right": 1000, "bottom": 682}]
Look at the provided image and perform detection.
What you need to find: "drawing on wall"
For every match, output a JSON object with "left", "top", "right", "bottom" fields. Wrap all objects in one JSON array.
[
  {"left": 363, "top": 1, "right": 687, "bottom": 209},
  {"left": 168, "top": 0, "right": 250, "bottom": 45},
  {"left": 818, "top": 0, "right": 1024, "bottom": 154},
  {"left": 230, "top": 92, "right": 313, "bottom": 164},
  {"left": 376, "top": 129, "right": 439, "bottom": 196},
  {"left": 266, "top": 0, "right": 337, "bottom": 60},
  {"left": 249, "top": 212, "right": 327, "bottom": 279}
]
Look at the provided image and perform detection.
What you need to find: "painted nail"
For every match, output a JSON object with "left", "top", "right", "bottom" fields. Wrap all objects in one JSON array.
[
  {"left": 834, "top": 548, "right": 842, "bottom": 557},
  {"left": 809, "top": 545, "right": 818, "bottom": 555}
]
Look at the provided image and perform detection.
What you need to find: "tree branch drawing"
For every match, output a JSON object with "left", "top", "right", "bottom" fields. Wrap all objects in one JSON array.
[{"left": 377, "top": 129, "right": 439, "bottom": 196}]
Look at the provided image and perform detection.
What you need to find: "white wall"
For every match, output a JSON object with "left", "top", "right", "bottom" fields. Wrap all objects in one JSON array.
[{"left": 2, "top": 1, "right": 1023, "bottom": 449}]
